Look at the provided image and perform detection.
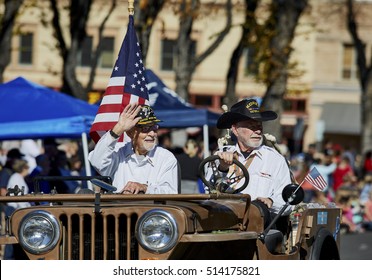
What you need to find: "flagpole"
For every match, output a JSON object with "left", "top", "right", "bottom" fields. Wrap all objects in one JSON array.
[
  {"left": 81, "top": 132, "right": 93, "bottom": 191},
  {"left": 128, "top": 0, "right": 134, "bottom": 15}
]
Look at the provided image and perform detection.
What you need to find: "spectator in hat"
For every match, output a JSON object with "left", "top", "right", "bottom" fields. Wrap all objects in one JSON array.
[
  {"left": 0, "top": 148, "right": 25, "bottom": 196},
  {"left": 206, "top": 99, "right": 293, "bottom": 220},
  {"left": 89, "top": 103, "right": 178, "bottom": 194}
]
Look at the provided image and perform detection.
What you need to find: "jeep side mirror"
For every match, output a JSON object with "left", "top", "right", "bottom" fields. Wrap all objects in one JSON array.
[
  {"left": 90, "top": 179, "right": 117, "bottom": 193},
  {"left": 282, "top": 183, "right": 304, "bottom": 205}
]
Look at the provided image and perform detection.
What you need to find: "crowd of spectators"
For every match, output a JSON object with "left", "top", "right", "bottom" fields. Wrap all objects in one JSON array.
[
  {"left": 0, "top": 139, "right": 87, "bottom": 197},
  {"left": 2, "top": 136, "right": 372, "bottom": 235},
  {"left": 289, "top": 141, "right": 372, "bottom": 233}
]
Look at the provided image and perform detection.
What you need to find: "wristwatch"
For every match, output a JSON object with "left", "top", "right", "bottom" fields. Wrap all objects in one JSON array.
[{"left": 109, "top": 129, "right": 120, "bottom": 139}]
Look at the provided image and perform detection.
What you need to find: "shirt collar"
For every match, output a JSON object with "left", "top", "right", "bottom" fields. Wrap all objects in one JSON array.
[
  {"left": 235, "top": 143, "right": 263, "bottom": 160},
  {"left": 125, "top": 144, "right": 156, "bottom": 166}
]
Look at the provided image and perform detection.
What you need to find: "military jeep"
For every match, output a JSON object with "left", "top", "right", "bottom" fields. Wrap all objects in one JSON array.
[{"left": 0, "top": 156, "right": 341, "bottom": 260}]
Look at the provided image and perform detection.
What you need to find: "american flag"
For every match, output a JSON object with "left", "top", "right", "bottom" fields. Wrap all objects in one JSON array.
[
  {"left": 89, "top": 15, "right": 149, "bottom": 143},
  {"left": 303, "top": 167, "right": 327, "bottom": 191}
]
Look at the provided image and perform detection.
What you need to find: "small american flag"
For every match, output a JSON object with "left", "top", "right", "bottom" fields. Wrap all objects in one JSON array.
[
  {"left": 89, "top": 15, "right": 149, "bottom": 143},
  {"left": 303, "top": 167, "right": 327, "bottom": 191}
]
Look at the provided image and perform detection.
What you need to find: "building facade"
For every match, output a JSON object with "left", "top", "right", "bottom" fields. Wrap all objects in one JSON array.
[{"left": 3, "top": 0, "right": 371, "bottom": 154}]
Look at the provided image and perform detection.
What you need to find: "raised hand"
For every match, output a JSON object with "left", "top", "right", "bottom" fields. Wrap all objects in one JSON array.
[{"left": 111, "top": 103, "right": 142, "bottom": 137}]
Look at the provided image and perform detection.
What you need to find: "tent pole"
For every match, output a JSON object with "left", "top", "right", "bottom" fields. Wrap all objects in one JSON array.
[
  {"left": 203, "top": 124, "right": 210, "bottom": 158},
  {"left": 81, "top": 132, "right": 93, "bottom": 190}
]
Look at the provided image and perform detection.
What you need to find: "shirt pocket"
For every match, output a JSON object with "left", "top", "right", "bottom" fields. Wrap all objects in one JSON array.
[{"left": 257, "top": 171, "right": 273, "bottom": 190}]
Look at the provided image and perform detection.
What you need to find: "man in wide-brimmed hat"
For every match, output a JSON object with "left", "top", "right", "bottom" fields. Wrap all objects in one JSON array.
[
  {"left": 207, "top": 98, "right": 292, "bottom": 217},
  {"left": 89, "top": 103, "right": 178, "bottom": 194}
]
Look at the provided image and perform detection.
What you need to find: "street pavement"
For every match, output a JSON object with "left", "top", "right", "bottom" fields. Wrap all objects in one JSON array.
[{"left": 340, "top": 231, "right": 372, "bottom": 260}]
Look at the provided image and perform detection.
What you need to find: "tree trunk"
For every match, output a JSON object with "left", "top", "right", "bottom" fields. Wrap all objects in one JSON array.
[
  {"left": 61, "top": 0, "right": 92, "bottom": 100},
  {"left": 363, "top": 71, "right": 372, "bottom": 153},
  {"left": 224, "top": 41, "right": 244, "bottom": 110},
  {"left": 224, "top": 0, "right": 259, "bottom": 110},
  {"left": 261, "top": 0, "right": 308, "bottom": 141},
  {"left": 86, "top": 0, "right": 117, "bottom": 93},
  {"left": 346, "top": 0, "right": 372, "bottom": 154},
  {"left": 174, "top": 0, "right": 195, "bottom": 100},
  {"left": 0, "top": 0, "right": 24, "bottom": 83},
  {"left": 50, "top": 0, "right": 92, "bottom": 100},
  {"left": 134, "top": 0, "right": 165, "bottom": 64},
  {"left": 62, "top": 39, "right": 86, "bottom": 100},
  {"left": 174, "top": 0, "right": 232, "bottom": 101}
]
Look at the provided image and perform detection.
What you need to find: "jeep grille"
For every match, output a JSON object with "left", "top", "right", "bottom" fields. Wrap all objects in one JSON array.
[{"left": 59, "top": 212, "right": 139, "bottom": 260}]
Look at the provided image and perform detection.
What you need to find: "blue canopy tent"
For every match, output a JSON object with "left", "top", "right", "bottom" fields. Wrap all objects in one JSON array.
[
  {"left": 145, "top": 69, "right": 221, "bottom": 156},
  {"left": 0, "top": 77, "right": 98, "bottom": 139},
  {"left": 0, "top": 77, "right": 99, "bottom": 187}
]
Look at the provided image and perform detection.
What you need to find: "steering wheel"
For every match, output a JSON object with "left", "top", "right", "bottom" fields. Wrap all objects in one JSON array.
[{"left": 198, "top": 155, "right": 249, "bottom": 194}]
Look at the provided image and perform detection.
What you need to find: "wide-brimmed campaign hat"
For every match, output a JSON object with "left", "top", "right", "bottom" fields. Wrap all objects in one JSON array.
[
  {"left": 7, "top": 148, "right": 25, "bottom": 159},
  {"left": 136, "top": 105, "right": 162, "bottom": 126},
  {"left": 217, "top": 99, "right": 277, "bottom": 129}
]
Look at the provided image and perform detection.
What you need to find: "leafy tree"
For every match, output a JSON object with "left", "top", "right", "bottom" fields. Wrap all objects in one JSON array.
[
  {"left": 224, "top": 0, "right": 308, "bottom": 142},
  {"left": 0, "top": 0, "right": 25, "bottom": 83}
]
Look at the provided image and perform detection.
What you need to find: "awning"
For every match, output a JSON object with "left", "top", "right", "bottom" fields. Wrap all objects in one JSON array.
[{"left": 320, "top": 102, "right": 361, "bottom": 134}]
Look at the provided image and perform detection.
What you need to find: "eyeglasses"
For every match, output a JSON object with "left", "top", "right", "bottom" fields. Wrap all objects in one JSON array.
[
  {"left": 235, "top": 120, "right": 262, "bottom": 131},
  {"left": 138, "top": 124, "right": 159, "bottom": 133}
]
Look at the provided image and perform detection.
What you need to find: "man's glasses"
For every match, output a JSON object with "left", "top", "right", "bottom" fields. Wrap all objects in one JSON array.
[{"left": 138, "top": 124, "right": 159, "bottom": 133}]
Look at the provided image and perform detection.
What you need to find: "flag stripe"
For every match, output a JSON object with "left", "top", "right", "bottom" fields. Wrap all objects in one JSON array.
[
  {"left": 105, "top": 86, "right": 125, "bottom": 95},
  {"left": 90, "top": 121, "right": 118, "bottom": 130},
  {"left": 108, "top": 76, "right": 126, "bottom": 87},
  {"left": 100, "top": 94, "right": 123, "bottom": 105},
  {"left": 305, "top": 175, "right": 327, "bottom": 186},
  {"left": 96, "top": 104, "right": 122, "bottom": 114},
  {"left": 93, "top": 113, "right": 120, "bottom": 123}
]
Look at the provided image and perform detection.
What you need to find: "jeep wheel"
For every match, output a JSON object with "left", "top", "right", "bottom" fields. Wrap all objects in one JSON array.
[{"left": 309, "top": 228, "right": 340, "bottom": 260}]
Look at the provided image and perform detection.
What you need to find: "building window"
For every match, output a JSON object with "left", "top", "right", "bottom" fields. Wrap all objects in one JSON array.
[
  {"left": 99, "top": 37, "right": 114, "bottom": 69},
  {"left": 161, "top": 39, "right": 196, "bottom": 71},
  {"left": 79, "top": 36, "right": 93, "bottom": 67},
  {"left": 244, "top": 46, "right": 258, "bottom": 76},
  {"left": 342, "top": 43, "right": 359, "bottom": 80},
  {"left": 161, "top": 39, "right": 175, "bottom": 71},
  {"left": 283, "top": 99, "right": 306, "bottom": 113},
  {"left": 190, "top": 94, "right": 223, "bottom": 110},
  {"left": 19, "top": 33, "right": 33, "bottom": 65},
  {"left": 194, "top": 95, "right": 213, "bottom": 106}
]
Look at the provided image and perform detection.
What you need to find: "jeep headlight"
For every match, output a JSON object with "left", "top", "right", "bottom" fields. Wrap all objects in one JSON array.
[
  {"left": 136, "top": 209, "right": 178, "bottom": 253},
  {"left": 18, "top": 210, "right": 60, "bottom": 254}
]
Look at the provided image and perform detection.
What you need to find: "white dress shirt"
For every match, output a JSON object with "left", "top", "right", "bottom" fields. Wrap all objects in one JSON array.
[
  {"left": 89, "top": 132, "right": 178, "bottom": 194},
  {"left": 207, "top": 144, "right": 292, "bottom": 214},
  {"left": 7, "top": 173, "right": 31, "bottom": 209}
]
